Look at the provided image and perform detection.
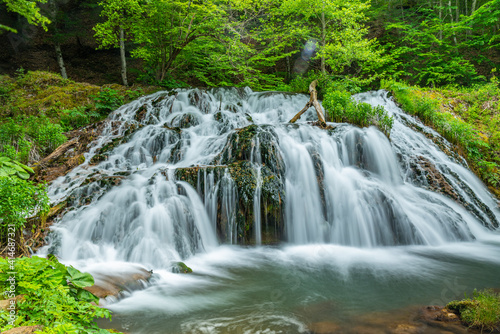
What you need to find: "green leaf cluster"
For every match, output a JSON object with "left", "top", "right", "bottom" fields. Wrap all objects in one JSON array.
[
  {"left": 0, "top": 0, "right": 50, "bottom": 33},
  {"left": 0, "top": 256, "right": 116, "bottom": 333},
  {"left": 0, "top": 157, "right": 33, "bottom": 179},
  {"left": 0, "top": 174, "right": 49, "bottom": 239},
  {"left": 0, "top": 116, "right": 66, "bottom": 164}
]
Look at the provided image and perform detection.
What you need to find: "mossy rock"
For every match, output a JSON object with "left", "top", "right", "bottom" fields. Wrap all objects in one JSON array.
[
  {"left": 213, "top": 124, "right": 285, "bottom": 176},
  {"left": 172, "top": 262, "right": 193, "bottom": 274},
  {"left": 170, "top": 112, "right": 200, "bottom": 128},
  {"left": 174, "top": 161, "right": 285, "bottom": 245}
]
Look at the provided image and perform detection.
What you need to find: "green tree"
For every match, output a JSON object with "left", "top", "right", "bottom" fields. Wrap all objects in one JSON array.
[
  {"left": 0, "top": 0, "right": 50, "bottom": 32},
  {"left": 280, "top": 0, "right": 380, "bottom": 75},
  {"left": 94, "top": 0, "right": 143, "bottom": 86},
  {"left": 130, "top": 0, "right": 229, "bottom": 82}
]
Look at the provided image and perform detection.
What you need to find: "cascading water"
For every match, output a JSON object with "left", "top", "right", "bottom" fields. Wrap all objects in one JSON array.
[{"left": 41, "top": 88, "right": 500, "bottom": 333}]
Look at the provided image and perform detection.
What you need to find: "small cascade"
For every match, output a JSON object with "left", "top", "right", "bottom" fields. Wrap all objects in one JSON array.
[{"left": 251, "top": 136, "right": 263, "bottom": 245}]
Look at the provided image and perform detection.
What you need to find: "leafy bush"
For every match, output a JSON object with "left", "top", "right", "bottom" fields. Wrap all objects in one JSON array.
[
  {"left": 447, "top": 289, "right": 500, "bottom": 332},
  {"left": 323, "top": 87, "right": 393, "bottom": 137},
  {"left": 0, "top": 174, "right": 49, "bottom": 244},
  {"left": 0, "top": 255, "right": 117, "bottom": 333},
  {"left": 0, "top": 157, "right": 34, "bottom": 179},
  {"left": 93, "top": 88, "right": 124, "bottom": 115},
  {"left": 60, "top": 107, "right": 101, "bottom": 131}
]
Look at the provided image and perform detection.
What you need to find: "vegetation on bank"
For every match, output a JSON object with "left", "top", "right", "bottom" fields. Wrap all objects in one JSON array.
[
  {"left": 0, "top": 255, "right": 120, "bottom": 333},
  {"left": 383, "top": 79, "right": 500, "bottom": 196},
  {"left": 447, "top": 289, "right": 500, "bottom": 332},
  {"left": 0, "top": 70, "right": 155, "bottom": 165}
]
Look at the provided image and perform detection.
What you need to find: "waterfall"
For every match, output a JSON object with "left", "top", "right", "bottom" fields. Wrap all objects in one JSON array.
[{"left": 42, "top": 88, "right": 499, "bottom": 267}]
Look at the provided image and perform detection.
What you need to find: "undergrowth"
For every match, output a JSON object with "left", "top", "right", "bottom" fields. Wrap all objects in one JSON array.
[{"left": 0, "top": 71, "right": 156, "bottom": 164}]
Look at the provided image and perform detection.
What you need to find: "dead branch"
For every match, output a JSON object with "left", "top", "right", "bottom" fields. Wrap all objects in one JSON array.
[{"left": 289, "top": 80, "right": 326, "bottom": 124}]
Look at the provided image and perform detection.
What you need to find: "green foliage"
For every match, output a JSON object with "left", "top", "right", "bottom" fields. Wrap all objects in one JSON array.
[
  {"left": 0, "top": 156, "right": 33, "bottom": 179},
  {"left": 0, "top": 116, "right": 66, "bottom": 163},
  {"left": 0, "top": 175, "right": 49, "bottom": 240},
  {"left": 93, "top": 87, "right": 124, "bottom": 115},
  {"left": 385, "top": 19, "right": 482, "bottom": 86},
  {"left": 0, "top": 0, "right": 50, "bottom": 33},
  {"left": 60, "top": 107, "right": 100, "bottom": 131},
  {"left": 323, "top": 84, "right": 393, "bottom": 136},
  {"left": 447, "top": 289, "right": 500, "bottom": 332},
  {"left": 0, "top": 256, "right": 115, "bottom": 333},
  {"left": 94, "top": 0, "right": 142, "bottom": 49}
]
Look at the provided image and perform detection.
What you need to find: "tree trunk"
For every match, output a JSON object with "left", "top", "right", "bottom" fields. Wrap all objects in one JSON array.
[
  {"left": 439, "top": 0, "right": 443, "bottom": 40},
  {"left": 449, "top": 0, "right": 458, "bottom": 45},
  {"left": 55, "top": 42, "right": 67, "bottom": 79},
  {"left": 320, "top": 10, "right": 326, "bottom": 74},
  {"left": 49, "top": 0, "right": 67, "bottom": 79},
  {"left": 119, "top": 27, "right": 128, "bottom": 86},
  {"left": 471, "top": 0, "right": 477, "bottom": 14}
]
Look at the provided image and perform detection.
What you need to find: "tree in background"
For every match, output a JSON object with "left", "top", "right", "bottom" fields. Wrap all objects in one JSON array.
[
  {"left": 94, "top": 0, "right": 143, "bottom": 86},
  {"left": 278, "top": 0, "right": 389, "bottom": 85},
  {"left": 128, "top": 0, "right": 228, "bottom": 83},
  {"left": 377, "top": 0, "right": 499, "bottom": 86}
]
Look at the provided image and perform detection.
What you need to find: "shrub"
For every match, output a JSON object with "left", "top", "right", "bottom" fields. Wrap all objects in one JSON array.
[
  {"left": 0, "top": 174, "right": 49, "bottom": 246},
  {"left": 323, "top": 87, "right": 393, "bottom": 137},
  {"left": 0, "top": 255, "right": 117, "bottom": 333}
]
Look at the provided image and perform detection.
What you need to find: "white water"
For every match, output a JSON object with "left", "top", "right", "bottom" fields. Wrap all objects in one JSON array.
[{"left": 40, "top": 88, "right": 500, "bottom": 333}]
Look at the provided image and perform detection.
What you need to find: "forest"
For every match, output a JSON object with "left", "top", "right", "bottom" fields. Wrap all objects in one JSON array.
[{"left": 1, "top": 0, "right": 500, "bottom": 333}]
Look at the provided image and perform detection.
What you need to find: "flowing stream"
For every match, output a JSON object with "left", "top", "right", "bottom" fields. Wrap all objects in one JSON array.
[{"left": 41, "top": 89, "right": 500, "bottom": 333}]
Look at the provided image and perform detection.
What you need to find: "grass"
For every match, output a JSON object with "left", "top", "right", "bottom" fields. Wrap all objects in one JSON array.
[{"left": 447, "top": 289, "right": 500, "bottom": 332}]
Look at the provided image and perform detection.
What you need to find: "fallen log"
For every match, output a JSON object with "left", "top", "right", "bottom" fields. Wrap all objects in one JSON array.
[{"left": 289, "top": 80, "right": 326, "bottom": 124}]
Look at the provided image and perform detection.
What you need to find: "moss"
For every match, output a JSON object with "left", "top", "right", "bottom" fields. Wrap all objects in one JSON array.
[
  {"left": 172, "top": 262, "right": 193, "bottom": 274},
  {"left": 447, "top": 289, "right": 500, "bottom": 332}
]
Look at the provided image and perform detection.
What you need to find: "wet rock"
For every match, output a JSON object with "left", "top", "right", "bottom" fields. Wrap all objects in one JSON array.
[
  {"left": 67, "top": 173, "right": 127, "bottom": 207},
  {"left": 170, "top": 112, "right": 200, "bottom": 128},
  {"left": 188, "top": 89, "right": 212, "bottom": 113},
  {"left": 414, "top": 157, "right": 459, "bottom": 201},
  {"left": 89, "top": 122, "right": 143, "bottom": 165},
  {"left": 213, "top": 124, "right": 285, "bottom": 176},
  {"left": 389, "top": 323, "right": 422, "bottom": 334},
  {"left": 174, "top": 162, "right": 285, "bottom": 245},
  {"left": 416, "top": 306, "right": 470, "bottom": 333},
  {"left": 410, "top": 156, "right": 499, "bottom": 229},
  {"left": 2, "top": 326, "right": 43, "bottom": 334},
  {"left": 84, "top": 268, "right": 152, "bottom": 299}
]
